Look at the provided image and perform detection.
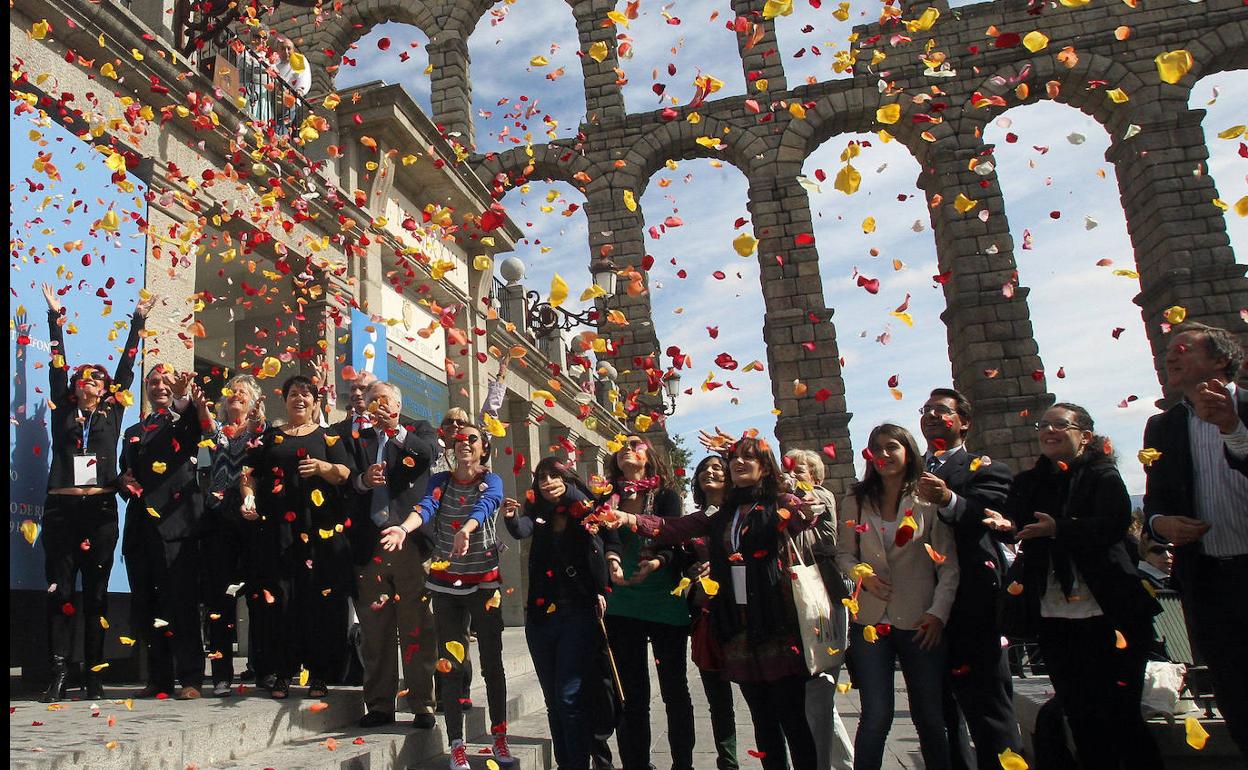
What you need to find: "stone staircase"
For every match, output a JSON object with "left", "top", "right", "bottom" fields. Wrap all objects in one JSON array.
[{"left": 9, "top": 628, "right": 555, "bottom": 770}]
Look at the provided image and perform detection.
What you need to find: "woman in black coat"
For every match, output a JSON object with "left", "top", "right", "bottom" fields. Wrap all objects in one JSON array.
[
  {"left": 502, "top": 457, "right": 609, "bottom": 770},
  {"left": 987, "top": 402, "right": 1162, "bottom": 770}
]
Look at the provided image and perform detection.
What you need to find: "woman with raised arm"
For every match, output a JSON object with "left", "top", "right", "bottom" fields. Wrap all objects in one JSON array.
[
  {"left": 834, "top": 424, "right": 959, "bottom": 770},
  {"left": 39, "top": 283, "right": 153, "bottom": 703},
  {"left": 986, "top": 404, "right": 1162, "bottom": 770},
  {"left": 239, "top": 374, "right": 354, "bottom": 700},
  {"left": 606, "top": 436, "right": 820, "bottom": 770},
  {"left": 380, "top": 423, "right": 514, "bottom": 770},
  {"left": 500, "top": 457, "right": 607, "bottom": 770},
  {"left": 203, "top": 374, "right": 268, "bottom": 696}
]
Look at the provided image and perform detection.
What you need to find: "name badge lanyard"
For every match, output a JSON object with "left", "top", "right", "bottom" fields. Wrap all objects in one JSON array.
[
  {"left": 729, "top": 504, "right": 751, "bottom": 553},
  {"left": 78, "top": 408, "right": 97, "bottom": 456}
]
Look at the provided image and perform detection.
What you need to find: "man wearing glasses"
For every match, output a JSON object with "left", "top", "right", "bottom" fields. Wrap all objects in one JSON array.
[{"left": 914, "top": 389, "right": 1023, "bottom": 770}]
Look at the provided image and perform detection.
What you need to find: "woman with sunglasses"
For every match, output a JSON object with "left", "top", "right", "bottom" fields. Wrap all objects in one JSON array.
[
  {"left": 499, "top": 457, "right": 607, "bottom": 770},
  {"left": 606, "top": 436, "right": 821, "bottom": 770},
  {"left": 240, "top": 374, "right": 355, "bottom": 700},
  {"left": 835, "top": 424, "right": 958, "bottom": 770},
  {"left": 984, "top": 404, "right": 1162, "bottom": 770},
  {"left": 597, "top": 434, "right": 694, "bottom": 770},
  {"left": 381, "top": 423, "right": 515, "bottom": 770},
  {"left": 38, "top": 283, "right": 154, "bottom": 702}
]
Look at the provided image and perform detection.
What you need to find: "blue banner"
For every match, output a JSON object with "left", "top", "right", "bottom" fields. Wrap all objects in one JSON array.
[
  {"left": 386, "top": 356, "right": 450, "bottom": 426},
  {"left": 350, "top": 308, "right": 388, "bottom": 381},
  {"left": 9, "top": 109, "right": 148, "bottom": 592}
]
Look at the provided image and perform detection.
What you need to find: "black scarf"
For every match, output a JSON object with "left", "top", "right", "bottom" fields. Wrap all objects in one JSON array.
[{"left": 705, "top": 500, "right": 800, "bottom": 646}]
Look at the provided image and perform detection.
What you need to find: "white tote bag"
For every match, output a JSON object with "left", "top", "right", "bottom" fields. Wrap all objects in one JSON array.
[{"left": 785, "top": 533, "right": 841, "bottom": 675}]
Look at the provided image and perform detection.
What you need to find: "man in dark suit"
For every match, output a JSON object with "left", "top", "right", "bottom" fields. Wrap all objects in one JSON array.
[
  {"left": 915, "top": 388, "right": 1023, "bottom": 770},
  {"left": 119, "top": 367, "right": 214, "bottom": 699},
  {"left": 1143, "top": 322, "right": 1248, "bottom": 755},
  {"left": 341, "top": 379, "right": 440, "bottom": 729}
]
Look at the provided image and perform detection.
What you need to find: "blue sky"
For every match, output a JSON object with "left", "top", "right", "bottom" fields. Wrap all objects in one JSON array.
[{"left": 335, "top": 1, "right": 1247, "bottom": 493}]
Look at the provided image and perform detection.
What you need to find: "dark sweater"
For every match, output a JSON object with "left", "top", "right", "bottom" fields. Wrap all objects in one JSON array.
[{"left": 505, "top": 485, "right": 608, "bottom": 615}]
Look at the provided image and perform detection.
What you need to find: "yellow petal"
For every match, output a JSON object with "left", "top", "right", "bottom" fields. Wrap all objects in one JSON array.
[
  {"left": 623, "top": 189, "right": 637, "bottom": 212},
  {"left": 788, "top": 102, "right": 807, "bottom": 120},
  {"left": 482, "top": 413, "right": 509, "bottom": 437},
  {"left": 833, "top": 164, "right": 861, "bottom": 195},
  {"left": 699, "top": 576, "right": 720, "bottom": 596},
  {"left": 91, "top": 662, "right": 110, "bottom": 672},
  {"left": 606, "top": 10, "right": 630, "bottom": 26},
  {"left": 862, "top": 216, "right": 876, "bottom": 234},
  {"left": 549, "top": 274, "right": 569, "bottom": 308},
  {"left": 299, "top": 667, "right": 310, "bottom": 686},
  {"left": 473, "top": 255, "right": 493, "bottom": 271},
  {"left": 762, "top": 0, "right": 793, "bottom": 18},
  {"left": 1107, "top": 88, "right": 1129, "bottom": 104},
  {"left": 733, "top": 232, "right": 758, "bottom": 257},
  {"left": 863, "top": 625, "right": 878, "bottom": 643},
  {"left": 529, "top": 55, "right": 549, "bottom": 67},
  {"left": 146, "top": 507, "right": 161, "bottom": 519},
  {"left": 150, "top": 461, "right": 167, "bottom": 474},
  {"left": 1154, "top": 50, "right": 1193, "bottom": 85},
  {"left": 120, "top": 636, "right": 137, "bottom": 646},
  {"left": 446, "top": 640, "right": 466, "bottom": 663},
  {"left": 588, "top": 41, "right": 609, "bottom": 63},
  {"left": 31, "top": 19, "right": 50, "bottom": 39},
  {"left": 1217, "top": 125, "right": 1245, "bottom": 140},
  {"left": 671, "top": 577, "right": 692, "bottom": 596},
  {"left": 998, "top": 748, "right": 1029, "bottom": 770},
  {"left": 1235, "top": 195, "right": 1248, "bottom": 218},
  {"left": 876, "top": 103, "right": 901, "bottom": 125},
  {"left": 1137, "top": 448, "right": 1163, "bottom": 467},
  {"left": 953, "top": 193, "right": 978, "bottom": 213},
  {"left": 580, "top": 284, "right": 607, "bottom": 302},
  {"left": 635, "top": 414, "right": 653, "bottom": 432},
  {"left": 288, "top": 51, "right": 306, "bottom": 72},
  {"left": 1185, "top": 716, "right": 1209, "bottom": 750},
  {"left": 20, "top": 519, "right": 39, "bottom": 545},
  {"left": 1022, "top": 31, "right": 1049, "bottom": 53},
  {"left": 311, "top": 488, "right": 325, "bottom": 507},
  {"left": 1163, "top": 305, "right": 1187, "bottom": 324}
]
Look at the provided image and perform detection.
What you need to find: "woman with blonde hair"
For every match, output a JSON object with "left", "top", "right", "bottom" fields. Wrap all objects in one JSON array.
[{"left": 202, "top": 374, "right": 267, "bottom": 695}]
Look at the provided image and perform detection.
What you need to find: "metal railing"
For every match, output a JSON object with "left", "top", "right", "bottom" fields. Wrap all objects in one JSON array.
[{"left": 191, "top": 33, "right": 312, "bottom": 137}]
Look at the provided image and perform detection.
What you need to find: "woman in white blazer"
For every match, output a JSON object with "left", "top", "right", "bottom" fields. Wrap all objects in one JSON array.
[{"left": 835, "top": 424, "right": 959, "bottom": 770}]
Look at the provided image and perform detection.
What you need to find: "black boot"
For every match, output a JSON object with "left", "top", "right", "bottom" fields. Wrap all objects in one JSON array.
[
  {"left": 41, "top": 656, "right": 70, "bottom": 703},
  {"left": 84, "top": 670, "right": 105, "bottom": 699}
]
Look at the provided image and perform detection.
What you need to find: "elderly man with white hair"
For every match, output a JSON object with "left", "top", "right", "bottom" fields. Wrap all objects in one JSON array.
[
  {"left": 342, "top": 379, "right": 441, "bottom": 729},
  {"left": 785, "top": 448, "right": 855, "bottom": 770}
]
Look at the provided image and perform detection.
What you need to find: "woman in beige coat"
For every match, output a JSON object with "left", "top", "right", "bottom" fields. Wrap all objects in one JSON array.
[{"left": 835, "top": 424, "right": 959, "bottom": 770}]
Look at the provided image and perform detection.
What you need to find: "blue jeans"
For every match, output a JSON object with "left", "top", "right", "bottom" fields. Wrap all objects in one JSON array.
[
  {"left": 527, "top": 607, "right": 599, "bottom": 770},
  {"left": 848, "top": 625, "right": 950, "bottom": 770}
]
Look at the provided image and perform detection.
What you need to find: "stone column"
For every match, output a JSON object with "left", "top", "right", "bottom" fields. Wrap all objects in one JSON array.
[
  {"left": 573, "top": 0, "right": 626, "bottom": 123},
  {"left": 497, "top": 398, "right": 543, "bottom": 627},
  {"left": 746, "top": 175, "right": 855, "bottom": 492},
  {"left": 428, "top": 32, "right": 474, "bottom": 150},
  {"left": 1107, "top": 107, "right": 1248, "bottom": 395},
  {"left": 918, "top": 140, "right": 1052, "bottom": 469},
  {"left": 730, "top": 0, "right": 788, "bottom": 95}
]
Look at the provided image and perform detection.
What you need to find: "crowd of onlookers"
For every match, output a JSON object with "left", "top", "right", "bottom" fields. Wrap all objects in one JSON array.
[{"left": 25, "top": 279, "right": 1246, "bottom": 770}]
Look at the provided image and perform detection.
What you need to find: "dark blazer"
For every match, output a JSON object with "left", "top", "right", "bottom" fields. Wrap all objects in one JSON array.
[
  {"left": 341, "top": 419, "right": 439, "bottom": 565},
  {"left": 1007, "top": 454, "right": 1160, "bottom": 626},
  {"left": 119, "top": 399, "right": 208, "bottom": 552},
  {"left": 1142, "top": 390, "right": 1248, "bottom": 589},
  {"left": 932, "top": 448, "right": 1014, "bottom": 615}
]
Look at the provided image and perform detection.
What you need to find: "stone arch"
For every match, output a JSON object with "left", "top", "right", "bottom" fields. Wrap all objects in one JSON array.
[
  {"left": 471, "top": 143, "right": 609, "bottom": 198},
  {"left": 1180, "top": 17, "right": 1248, "bottom": 84},
  {"left": 614, "top": 116, "right": 770, "bottom": 198},
  {"left": 957, "top": 52, "right": 1149, "bottom": 139},
  {"left": 774, "top": 83, "right": 956, "bottom": 179},
  {"left": 290, "top": 1, "right": 441, "bottom": 87}
]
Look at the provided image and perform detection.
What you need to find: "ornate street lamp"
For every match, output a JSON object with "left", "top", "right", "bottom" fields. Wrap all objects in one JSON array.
[
  {"left": 525, "top": 254, "right": 618, "bottom": 340},
  {"left": 660, "top": 370, "right": 681, "bottom": 416}
]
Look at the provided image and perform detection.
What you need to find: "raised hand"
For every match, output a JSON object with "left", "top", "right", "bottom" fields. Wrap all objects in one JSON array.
[
  {"left": 1194, "top": 379, "right": 1241, "bottom": 434},
  {"left": 135, "top": 292, "right": 157, "bottom": 319},
  {"left": 501, "top": 497, "right": 521, "bottom": 518},
  {"left": 42, "top": 283, "right": 62, "bottom": 313}
]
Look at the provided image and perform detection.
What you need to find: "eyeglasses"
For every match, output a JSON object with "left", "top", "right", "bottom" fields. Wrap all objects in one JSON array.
[
  {"left": 623, "top": 439, "right": 647, "bottom": 451},
  {"left": 1034, "top": 420, "right": 1082, "bottom": 432},
  {"left": 919, "top": 405, "right": 957, "bottom": 417},
  {"left": 454, "top": 433, "right": 482, "bottom": 445}
]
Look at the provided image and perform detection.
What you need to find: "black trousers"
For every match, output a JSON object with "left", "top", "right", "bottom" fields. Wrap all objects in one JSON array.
[
  {"left": 605, "top": 614, "right": 695, "bottom": 770},
  {"left": 942, "top": 611, "right": 1023, "bottom": 770},
  {"left": 43, "top": 494, "right": 119, "bottom": 668},
  {"left": 700, "top": 667, "right": 739, "bottom": 770},
  {"left": 432, "top": 589, "right": 507, "bottom": 742},
  {"left": 738, "top": 674, "right": 817, "bottom": 770},
  {"left": 125, "top": 527, "right": 204, "bottom": 689},
  {"left": 1181, "top": 554, "right": 1248, "bottom": 756},
  {"left": 1038, "top": 614, "right": 1162, "bottom": 770},
  {"left": 201, "top": 519, "right": 266, "bottom": 685}
]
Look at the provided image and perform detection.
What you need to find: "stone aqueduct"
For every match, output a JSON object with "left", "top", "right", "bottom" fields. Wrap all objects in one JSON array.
[{"left": 271, "top": 0, "right": 1247, "bottom": 489}]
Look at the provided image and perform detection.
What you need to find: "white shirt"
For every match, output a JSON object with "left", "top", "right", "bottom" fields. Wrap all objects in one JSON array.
[{"left": 275, "top": 57, "right": 311, "bottom": 96}]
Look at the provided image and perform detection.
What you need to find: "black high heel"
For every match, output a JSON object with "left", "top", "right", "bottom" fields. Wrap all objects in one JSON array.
[{"left": 41, "top": 656, "right": 70, "bottom": 703}]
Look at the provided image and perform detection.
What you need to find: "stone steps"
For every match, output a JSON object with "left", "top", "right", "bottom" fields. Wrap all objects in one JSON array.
[{"left": 9, "top": 629, "right": 553, "bottom": 770}]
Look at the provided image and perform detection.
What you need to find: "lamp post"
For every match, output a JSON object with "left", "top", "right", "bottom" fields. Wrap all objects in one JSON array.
[
  {"left": 525, "top": 254, "right": 618, "bottom": 339},
  {"left": 660, "top": 370, "right": 681, "bottom": 416}
]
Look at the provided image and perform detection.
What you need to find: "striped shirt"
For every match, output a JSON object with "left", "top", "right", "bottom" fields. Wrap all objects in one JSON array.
[
  {"left": 1186, "top": 383, "right": 1248, "bottom": 558},
  {"left": 419, "top": 471, "right": 504, "bottom": 595}
]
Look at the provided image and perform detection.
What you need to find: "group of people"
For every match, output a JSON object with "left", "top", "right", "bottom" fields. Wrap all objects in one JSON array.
[{"left": 30, "top": 277, "right": 1247, "bottom": 770}]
